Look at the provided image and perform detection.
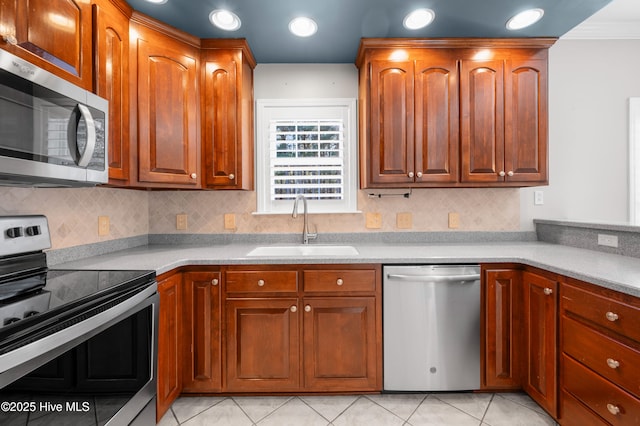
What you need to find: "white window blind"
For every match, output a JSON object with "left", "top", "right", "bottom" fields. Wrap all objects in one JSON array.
[
  {"left": 270, "top": 120, "right": 344, "bottom": 201},
  {"left": 256, "top": 99, "right": 358, "bottom": 214}
]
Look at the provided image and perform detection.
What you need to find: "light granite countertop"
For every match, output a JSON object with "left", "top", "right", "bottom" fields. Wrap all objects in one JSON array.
[{"left": 52, "top": 241, "right": 640, "bottom": 298}]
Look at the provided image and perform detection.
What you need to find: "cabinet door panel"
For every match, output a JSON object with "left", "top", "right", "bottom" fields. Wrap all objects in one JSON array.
[
  {"left": 93, "top": 2, "right": 129, "bottom": 183},
  {"left": 414, "top": 57, "right": 459, "bottom": 183},
  {"left": 135, "top": 33, "right": 199, "bottom": 186},
  {"left": 482, "top": 268, "right": 521, "bottom": 389},
  {"left": 504, "top": 59, "right": 547, "bottom": 182},
  {"left": 183, "top": 272, "right": 221, "bottom": 392},
  {"left": 303, "top": 297, "right": 378, "bottom": 391},
  {"left": 523, "top": 271, "right": 557, "bottom": 416},
  {"left": 5, "top": 0, "right": 92, "bottom": 88},
  {"left": 368, "top": 61, "right": 414, "bottom": 185},
  {"left": 226, "top": 298, "right": 299, "bottom": 391},
  {"left": 460, "top": 60, "right": 505, "bottom": 183},
  {"left": 157, "top": 274, "right": 182, "bottom": 420}
]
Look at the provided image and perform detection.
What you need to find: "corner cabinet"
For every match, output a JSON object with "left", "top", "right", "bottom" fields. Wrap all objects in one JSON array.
[
  {"left": 130, "top": 14, "right": 200, "bottom": 188},
  {"left": 201, "top": 40, "right": 256, "bottom": 190},
  {"left": 0, "top": 0, "right": 93, "bottom": 89},
  {"left": 356, "top": 38, "right": 554, "bottom": 188}
]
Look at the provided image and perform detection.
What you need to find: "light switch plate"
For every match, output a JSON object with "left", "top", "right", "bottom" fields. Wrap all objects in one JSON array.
[
  {"left": 98, "top": 216, "right": 109, "bottom": 236},
  {"left": 176, "top": 214, "right": 188, "bottom": 230},
  {"left": 396, "top": 212, "right": 412, "bottom": 229},
  {"left": 365, "top": 213, "right": 382, "bottom": 229},
  {"left": 224, "top": 213, "right": 236, "bottom": 230},
  {"left": 448, "top": 212, "right": 460, "bottom": 229}
]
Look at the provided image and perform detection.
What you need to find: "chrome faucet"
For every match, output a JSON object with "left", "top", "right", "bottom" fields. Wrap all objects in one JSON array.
[{"left": 292, "top": 195, "right": 318, "bottom": 244}]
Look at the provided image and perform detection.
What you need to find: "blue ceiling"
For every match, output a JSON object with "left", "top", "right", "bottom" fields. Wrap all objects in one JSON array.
[{"left": 124, "top": 0, "right": 613, "bottom": 63}]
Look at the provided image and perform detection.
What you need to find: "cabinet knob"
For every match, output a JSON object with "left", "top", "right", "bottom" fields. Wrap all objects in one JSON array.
[
  {"left": 290, "top": 305, "right": 297, "bottom": 313},
  {"left": 606, "top": 358, "right": 620, "bottom": 369},
  {"left": 605, "top": 311, "right": 619, "bottom": 322},
  {"left": 507, "top": 171, "right": 514, "bottom": 177},
  {"left": 499, "top": 171, "right": 506, "bottom": 177},
  {"left": 336, "top": 278, "right": 344, "bottom": 286},
  {"left": 408, "top": 172, "right": 414, "bottom": 178},
  {"left": 543, "top": 287, "right": 553, "bottom": 295},
  {"left": 257, "top": 279, "right": 265, "bottom": 287},
  {"left": 304, "top": 305, "right": 311, "bottom": 312},
  {"left": 606, "top": 403, "right": 621, "bottom": 416},
  {"left": 211, "top": 278, "right": 219, "bottom": 286},
  {"left": 229, "top": 173, "right": 235, "bottom": 180},
  {"left": 416, "top": 172, "right": 423, "bottom": 178},
  {"left": 190, "top": 173, "right": 197, "bottom": 179}
]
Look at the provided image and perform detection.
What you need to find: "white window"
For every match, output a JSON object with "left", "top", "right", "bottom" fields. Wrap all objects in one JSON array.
[{"left": 255, "top": 99, "right": 358, "bottom": 214}]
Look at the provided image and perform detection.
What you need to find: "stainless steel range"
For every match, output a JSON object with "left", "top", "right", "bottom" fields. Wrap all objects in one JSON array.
[{"left": 0, "top": 216, "right": 158, "bottom": 425}]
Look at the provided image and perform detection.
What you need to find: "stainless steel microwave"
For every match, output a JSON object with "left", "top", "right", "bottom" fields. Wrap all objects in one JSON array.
[{"left": 0, "top": 50, "right": 108, "bottom": 187}]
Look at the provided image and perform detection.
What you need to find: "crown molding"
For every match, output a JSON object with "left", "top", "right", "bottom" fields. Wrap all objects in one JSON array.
[{"left": 562, "top": 21, "right": 640, "bottom": 39}]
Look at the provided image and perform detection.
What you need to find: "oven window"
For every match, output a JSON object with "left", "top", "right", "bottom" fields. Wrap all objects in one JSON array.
[{"left": 0, "top": 306, "right": 151, "bottom": 425}]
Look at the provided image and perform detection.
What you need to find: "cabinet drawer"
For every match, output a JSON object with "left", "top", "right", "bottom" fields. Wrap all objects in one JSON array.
[
  {"left": 561, "top": 282, "right": 640, "bottom": 343},
  {"left": 560, "top": 389, "right": 608, "bottom": 426},
  {"left": 562, "top": 354, "right": 640, "bottom": 425},
  {"left": 563, "top": 316, "right": 640, "bottom": 398},
  {"left": 303, "top": 270, "right": 376, "bottom": 293},
  {"left": 226, "top": 271, "right": 297, "bottom": 293}
]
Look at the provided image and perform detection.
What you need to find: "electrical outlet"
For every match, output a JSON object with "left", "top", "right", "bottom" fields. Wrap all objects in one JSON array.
[
  {"left": 396, "top": 212, "right": 412, "bottom": 229},
  {"left": 365, "top": 213, "right": 382, "bottom": 229},
  {"left": 597, "top": 234, "right": 619, "bottom": 248},
  {"left": 98, "top": 216, "right": 109, "bottom": 236},
  {"left": 224, "top": 213, "right": 236, "bottom": 230},
  {"left": 448, "top": 212, "right": 460, "bottom": 229},
  {"left": 534, "top": 191, "right": 544, "bottom": 205},
  {"left": 176, "top": 214, "right": 188, "bottom": 230}
]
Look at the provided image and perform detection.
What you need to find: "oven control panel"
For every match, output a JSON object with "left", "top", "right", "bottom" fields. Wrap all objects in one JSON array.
[{"left": 0, "top": 215, "right": 51, "bottom": 257}]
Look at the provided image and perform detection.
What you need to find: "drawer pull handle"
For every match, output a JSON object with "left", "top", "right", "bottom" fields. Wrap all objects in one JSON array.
[
  {"left": 305, "top": 305, "right": 311, "bottom": 312},
  {"left": 543, "top": 287, "right": 553, "bottom": 295},
  {"left": 606, "top": 311, "right": 619, "bottom": 322},
  {"left": 336, "top": 278, "right": 344, "bottom": 286},
  {"left": 290, "top": 305, "right": 297, "bottom": 313},
  {"left": 607, "top": 403, "right": 621, "bottom": 416},
  {"left": 211, "top": 279, "right": 219, "bottom": 286},
  {"left": 257, "top": 279, "right": 265, "bottom": 287},
  {"left": 606, "top": 358, "right": 620, "bottom": 369}
]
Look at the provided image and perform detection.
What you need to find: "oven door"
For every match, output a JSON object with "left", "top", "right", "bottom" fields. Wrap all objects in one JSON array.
[{"left": 0, "top": 283, "right": 157, "bottom": 426}]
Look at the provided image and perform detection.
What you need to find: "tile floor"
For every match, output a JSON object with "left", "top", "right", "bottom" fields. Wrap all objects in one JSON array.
[{"left": 157, "top": 392, "right": 558, "bottom": 426}]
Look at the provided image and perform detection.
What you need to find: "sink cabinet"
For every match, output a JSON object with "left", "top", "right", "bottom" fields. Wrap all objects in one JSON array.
[{"left": 224, "top": 265, "right": 382, "bottom": 393}]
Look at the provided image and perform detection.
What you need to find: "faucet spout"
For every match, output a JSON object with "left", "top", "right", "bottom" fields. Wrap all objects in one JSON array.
[{"left": 292, "top": 195, "right": 318, "bottom": 244}]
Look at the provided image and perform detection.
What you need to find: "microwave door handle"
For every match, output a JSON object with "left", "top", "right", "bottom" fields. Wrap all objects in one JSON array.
[{"left": 70, "top": 104, "right": 97, "bottom": 167}]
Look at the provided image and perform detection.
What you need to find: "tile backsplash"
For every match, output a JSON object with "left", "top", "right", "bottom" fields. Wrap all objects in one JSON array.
[{"left": 0, "top": 186, "right": 519, "bottom": 250}]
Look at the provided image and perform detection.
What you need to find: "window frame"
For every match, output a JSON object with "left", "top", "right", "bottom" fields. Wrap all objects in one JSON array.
[
  {"left": 630, "top": 97, "right": 640, "bottom": 224},
  {"left": 255, "top": 98, "right": 358, "bottom": 214}
]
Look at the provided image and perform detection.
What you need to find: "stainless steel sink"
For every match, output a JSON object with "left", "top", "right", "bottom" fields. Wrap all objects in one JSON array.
[{"left": 246, "top": 245, "right": 359, "bottom": 257}]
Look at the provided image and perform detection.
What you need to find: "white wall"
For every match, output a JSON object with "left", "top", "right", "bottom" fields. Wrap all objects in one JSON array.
[
  {"left": 520, "top": 39, "right": 640, "bottom": 229},
  {"left": 254, "top": 63, "right": 358, "bottom": 99}
]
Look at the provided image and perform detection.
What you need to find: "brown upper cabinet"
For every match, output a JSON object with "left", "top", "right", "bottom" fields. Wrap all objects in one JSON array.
[
  {"left": 356, "top": 38, "right": 555, "bottom": 188},
  {"left": 201, "top": 40, "right": 256, "bottom": 190},
  {"left": 92, "top": 0, "right": 131, "bottom": 185},
  {"left": 130, "top": 14, "right": 201, "bottom": 188},
  {"left": 0, "top": 0, "right": 93, "bottom": 89}
]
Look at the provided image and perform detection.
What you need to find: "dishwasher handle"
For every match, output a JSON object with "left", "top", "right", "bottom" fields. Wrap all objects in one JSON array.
[{"left": 385, "top": 273, "right": 480, "bottom": 283}]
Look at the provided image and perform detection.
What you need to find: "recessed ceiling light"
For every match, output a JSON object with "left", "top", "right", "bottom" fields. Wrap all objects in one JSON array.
[
  {"left": 210, "top": 9, "right": 241, "bottom": 31},
  {"left": 145, "top": 0, "right": 167, "bottom": 4},
  {"left": 403, "top": 8, "right": 435, "bottom": 30},
  {"left": 289, "top": 17, "right": 317, "bottom": 37},
  {"left": 506, "top": 8, "right": 544, "bottom": 30}
]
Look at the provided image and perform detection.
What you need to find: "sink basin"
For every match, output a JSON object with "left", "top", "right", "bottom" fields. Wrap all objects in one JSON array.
[{"left": 246, "top": 245, "right": 359, "bottom": 257}]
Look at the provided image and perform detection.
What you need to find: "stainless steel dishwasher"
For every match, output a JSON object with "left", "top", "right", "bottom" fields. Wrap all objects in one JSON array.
[{"left": 383, "top": 265, "right": 481, "bottom": 391}]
